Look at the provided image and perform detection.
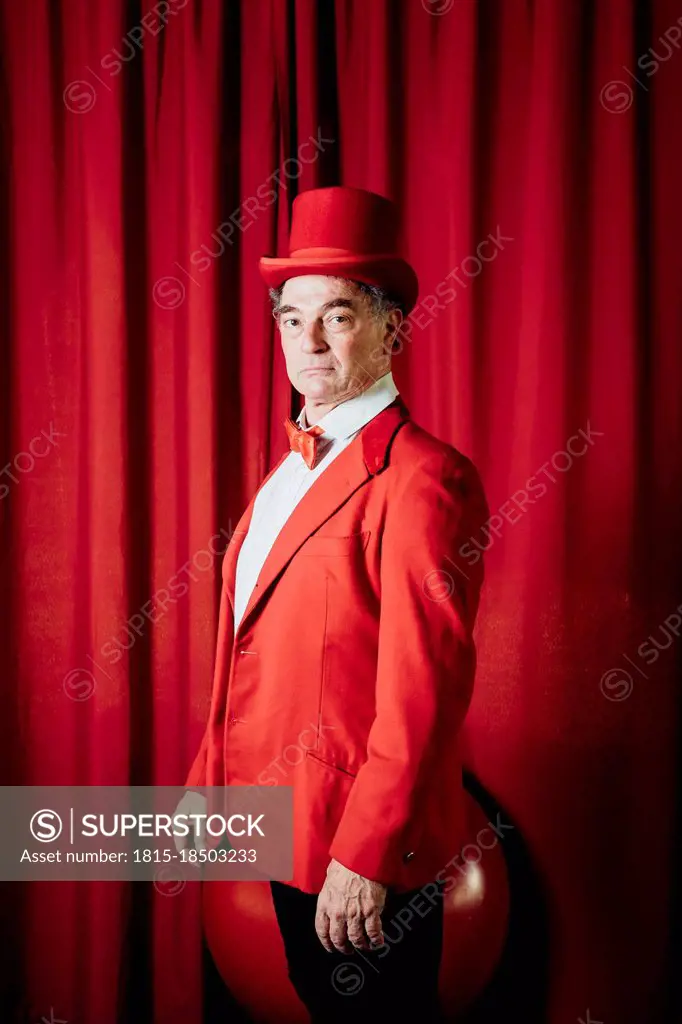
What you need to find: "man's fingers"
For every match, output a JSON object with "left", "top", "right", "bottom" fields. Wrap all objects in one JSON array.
[
  {"left": 347, "top": 907, "right": 373, "bottom": 949},
  {"left": 347, "top": 918, "right": 370, "bottom": 950},
  {"left": 314, "top": 905, "right": 335, "bottom": 953},
  {"left": 329, "top": 912, "right": 353, "bottom": 954},
  {"left": 172, "top": 792, "right": 208, "bottom": 855},
  {"left": 315, "top": 876, "right": 386, "bottom": 955},
  {"left": 364, "top": 909, "right": 385, "bottom": 947}
]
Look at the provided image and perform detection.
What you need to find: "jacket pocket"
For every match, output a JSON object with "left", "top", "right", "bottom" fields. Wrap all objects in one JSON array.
[
  {"left": 305, "top": 749, "right": 357, "bottom": 780},
  {"left": 298, "top": 530, "right": 371, "bottom": 557}
]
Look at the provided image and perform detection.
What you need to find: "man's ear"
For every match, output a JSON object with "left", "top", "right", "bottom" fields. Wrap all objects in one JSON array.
[{"left": 387, "top": 308, "right": 404, "bottom": 355}]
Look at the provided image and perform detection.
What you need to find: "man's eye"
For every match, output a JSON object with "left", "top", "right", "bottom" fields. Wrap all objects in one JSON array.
[
  {"left": 328, "top": 315, "right": 350, "bottom": 325},
  {"left": 282, "top": 318, "right": 300, "bottom": 329}
]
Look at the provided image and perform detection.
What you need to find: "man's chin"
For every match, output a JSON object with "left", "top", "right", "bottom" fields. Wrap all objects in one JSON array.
[{"left": 297, "top": 374, "right": 337, "bottom": 400}]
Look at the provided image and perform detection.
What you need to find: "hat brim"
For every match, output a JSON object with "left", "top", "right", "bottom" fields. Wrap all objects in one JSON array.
[{"left": 258, "top": 254, "right": 419, "bottom": 315}]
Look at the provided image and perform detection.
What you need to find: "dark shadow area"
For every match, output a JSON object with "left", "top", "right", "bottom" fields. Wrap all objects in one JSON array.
[{"left": 458, "top": 770, "right": 551, "bottom": 1024}]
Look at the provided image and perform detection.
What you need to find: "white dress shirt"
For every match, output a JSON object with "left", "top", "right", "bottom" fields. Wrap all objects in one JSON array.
[{"left": 233, "top": 371, "right": 400, "bottom": 630}]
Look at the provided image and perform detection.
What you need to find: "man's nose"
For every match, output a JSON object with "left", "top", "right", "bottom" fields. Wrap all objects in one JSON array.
[{"left": 300, "top": 320, "right": 327, "bottom": 350}]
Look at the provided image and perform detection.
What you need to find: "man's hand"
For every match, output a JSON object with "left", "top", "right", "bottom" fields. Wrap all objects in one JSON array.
[
  {"left": 315, "top": 858, "right": 387, "bottom": 953},
  {"left": 172, "top": 789, "right": 207, "bottom": 856}
]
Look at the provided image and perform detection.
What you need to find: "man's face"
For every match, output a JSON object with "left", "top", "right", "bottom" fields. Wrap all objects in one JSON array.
[{"left": 275, "top": 275, "right": 400, "bottom": 405}]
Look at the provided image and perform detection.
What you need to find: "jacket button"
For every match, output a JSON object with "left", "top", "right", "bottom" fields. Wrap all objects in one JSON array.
[{"left": 402, "top": 850, "right": 415, "bottom": 863}]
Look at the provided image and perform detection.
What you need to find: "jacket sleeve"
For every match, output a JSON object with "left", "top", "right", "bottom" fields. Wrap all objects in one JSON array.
[
  {"left": 327, "top": 450, "right": 489, "bottom": 884},
  {"left": 184, "top": 576, "right": 234, "bottom": 790}
]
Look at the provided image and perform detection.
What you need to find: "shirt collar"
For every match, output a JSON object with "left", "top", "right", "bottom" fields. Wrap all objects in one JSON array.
[{"left": 296, "top": 371, "right": 399, "bottom": 440}]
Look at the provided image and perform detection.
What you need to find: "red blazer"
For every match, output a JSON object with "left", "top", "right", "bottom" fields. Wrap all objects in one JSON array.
[{"left": 185, "top": 396, "right": 489, "bottom": 893}]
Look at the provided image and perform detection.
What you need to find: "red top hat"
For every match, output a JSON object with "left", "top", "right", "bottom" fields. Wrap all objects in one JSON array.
[{"left": 259, "top": 186, "right": 419, "bottom": 314}]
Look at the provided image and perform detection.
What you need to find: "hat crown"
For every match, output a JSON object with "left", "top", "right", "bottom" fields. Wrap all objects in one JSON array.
[
  {"left": 258, "top": 185, "right": 419, "bottom": 314},
  {"left": 289, "top": 186, "right": 400, "bottom": 256}
]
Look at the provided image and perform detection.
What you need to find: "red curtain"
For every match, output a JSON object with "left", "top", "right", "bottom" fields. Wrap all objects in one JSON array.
[{"left": 1, "top": 1, "right": 680, "bottom": 1021}]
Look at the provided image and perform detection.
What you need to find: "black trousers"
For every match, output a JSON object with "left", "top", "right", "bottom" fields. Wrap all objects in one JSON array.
[{"left": 269, "top": 878, "right": 445, "bottom": 1023}]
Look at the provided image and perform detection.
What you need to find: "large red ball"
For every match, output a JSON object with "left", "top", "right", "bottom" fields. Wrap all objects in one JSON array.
[{"left": 202, "top": 791, "right": 509, "bottom": 1021}]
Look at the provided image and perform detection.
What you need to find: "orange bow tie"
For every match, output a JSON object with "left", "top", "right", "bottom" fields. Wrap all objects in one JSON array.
[{"left": 284, "top": 418, "right": 325, "bottom": 469}]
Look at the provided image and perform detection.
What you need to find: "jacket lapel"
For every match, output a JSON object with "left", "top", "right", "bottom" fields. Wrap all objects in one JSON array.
[
  {"left": 221, "top": 452, "right": 288, "bottom": 611},
  {"left": 226, "top": 395, "right": 410, "bottom": 641}
]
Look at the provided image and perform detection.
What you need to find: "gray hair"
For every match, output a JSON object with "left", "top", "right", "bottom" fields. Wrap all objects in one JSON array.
[{"left": 268, "top": 278, "right": 403, "bottom": 322}]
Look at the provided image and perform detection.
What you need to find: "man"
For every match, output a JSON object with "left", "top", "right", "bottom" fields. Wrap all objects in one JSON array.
[{"left": 181, "top": 186, "right": 489, "bottom": 1022}]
